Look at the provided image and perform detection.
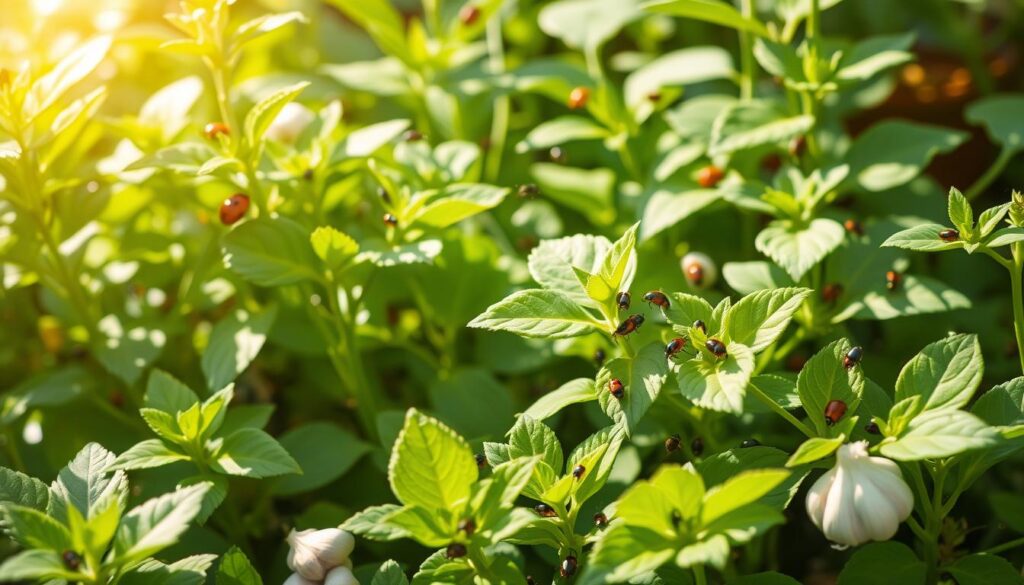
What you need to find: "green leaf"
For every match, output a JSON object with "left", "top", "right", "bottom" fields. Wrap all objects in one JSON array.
[
  {"left": 371, "top": 560, "right": 410, "bottom": 585},
  {"left": 504, "top": 416, "right": 562, "bottom": 499},
  {"left": 202, "top": 307, "right": 277, "bottom": 392},
  {"left": 881, "top": 223, "right": 963, "bottom": 252},
  {"left": 222, "top": 217, "right": 321, "bottom": 286},
  {"left": 589, "top": 524, "right": 676, "bottom": 582},
  {"left": 893, "top": 334, "right": 983, "bottom": 417},
  {"left": 965, "top": 94, "right": 1024, "bottom": 151},
  {"left": 0, "top": 504, "right": 72, "bottom": 551},
  {"left": 947, "top": 186, "right": 975, "bottom": 237},
  {"left": 429, "top": 369, "right": 515, "bottom": 440},
  {"left": 755, "top": 218, "right": 845, "bottom": 282},
  {"left": 516, "top": 116, "right": 610, "bottom": 153},
  {"left": 0, "top": 467, "right": 48, "bottom": 510},
  {"left": 389, "top": 409, "right": 477, "bottom": 512},
  {"left": 846, "top": 121, "right": 967, "bottom": 191},
  {"left": 596, "top": 342, "right": 669, "bottom": 435},
  {"left": 701, "top": 469, "right": 789, "bottom": 525},
  {"left": 596, "top": 222, "right": 640, "bottom": 299},
  {"left": 333, "top": 119, "right": 411, "bottom": 160},
  {"left": 721, "top": 261, "right": 793, "bottom": 295},
  {"left": 522, "top": 378, "right": 597, "bottom": 421},
  {"left": 216, "top": 546, "right": 263, "bottom": 585},
  {"left": 49, "top": 443, "right": 127, "bottom": 524},
  {"left": 881, "top": 410, "right": 999, "bottom": 460},
  {"left": 836, "top": 33, "right": 915, "bottom": 82},
  {"left": 642, "top": 0, "right": 770, "bottom": 37},
  {"left": 837, "top": 541, "right": 925, "bottom": 585},
  {"left": 538, "top": 0, "right": 644, "bottom": 51},
  {"left": 109, "top": 439, "right": 190, "bottom": 471},
  {"left": 112, "top": 483, "right": 209, "bottom": 565},
  {"left": 624, "top": 47, "right": 734, "bottom": 119},
  {"left": 833, "top": 274, "right": 971, "bottom": 321},
  {"left": 1, "top": 366, "right": 88, "bottom": 425},
  {"left": 530, "top": 163, "right": 616, "bottom": 225},
  {"left": 785, "top": 435, "right": 844, "bottom": 467},
  {"left": 412, "top": 184, "right": 509, "bottom": 228},
  {"left": 273, "top": 422, "right": 370, "bottom": 495},
  {"left": 725, "top": 288, "right": 810, "bottom": 353},
  {"left": 120, "top": 555, "right": 217, "bottom": 585},
  {"left": 323, "top": 0, "right": 412, "bottom": 65},
  {"left": 947, "top": 554, "right": 1024, "bottom": 585},
  {"left": 243, "top": 82, "right": 309, "bottom": 149},
  {"left": 94, "top": 317, "right": 166, "bottom": 386},
  {"left": 797, "top": 340, "right": 864, "bottom": 436},
  {"left": 468, "top": 289, "right": 601, "bottom": 339},
  {"left": 978, "top": 203, "right": 1011, "bottom": 238},
  {"left": 145, "top": 370, "right": 199, "bottom": 414},
  {"left": 232, "top": 12, "right": 307, "bottom": 51},
  {"left": 341, "top": 504, "right": 412, "bottom": 541},
  {"left": 24, "top": 36, "right": 111, "bottom": 123},
  {"left": 709, "top": 101, "right": 814, "bottom": 156},
  {"left": 676, "top": 343, "right": 755, "bottom": 413},
  {"left": 527, "top": 234, "right": 611, "bottom": 305},
  {"left": 359, "top": 240, "right": 443, "bottom": 267},
  {"left": 310, "top": 226, "right": 359, "bottom": 270},
  {"left": 664, "top": 293, "right": 715, "bottom": 333},
  {"left": 0, "top": 550, "right": 77, "bottom": 581},
  {"left": 639, "top": 187, "right": 720, "bottom": 241},
  {"left": 210, "top": 428, "right": 301, "bottom": 478}
]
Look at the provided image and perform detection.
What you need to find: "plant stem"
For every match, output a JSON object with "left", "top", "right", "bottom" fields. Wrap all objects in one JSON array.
[
  {"left": 748, "top": 381, "right": 816, "bottom": 438},
  {"left": 966, "top": 147, "right": 1017, "bottom": 201},
  {"left": 982, "top": 535, "right": 1024, "bottom": 556},
  {"left": 738, "top": 0, "right": 755, "bottom": 101},
  {"left": 693, "top": 564, "right": 707, "bottom": 585},
  {"left": 484, "top": 13, "right": 509, "bottom": 183},
  {"left": 1009, "top": 242, "right": 1024, "bottom": 374}
]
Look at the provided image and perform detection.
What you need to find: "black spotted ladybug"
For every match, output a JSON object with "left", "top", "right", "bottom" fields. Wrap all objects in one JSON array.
[{"left": 608, "top": 378, "right": 624, "bottom": 399}]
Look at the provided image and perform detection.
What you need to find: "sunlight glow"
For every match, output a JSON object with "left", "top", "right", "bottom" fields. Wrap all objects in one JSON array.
[{"left": 32, "top": 0, "right": 64, "bottom": 16}]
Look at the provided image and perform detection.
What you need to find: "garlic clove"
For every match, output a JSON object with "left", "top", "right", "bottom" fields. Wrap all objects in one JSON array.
[
  {"left": 324, "top": 566, "right": 360, "bottom": 585},
  {"left": 283, "top": 573, "right": 320, "bottom": 585},
  {"left": 286, "top": 528, "right": 356, "bottom": 578}
]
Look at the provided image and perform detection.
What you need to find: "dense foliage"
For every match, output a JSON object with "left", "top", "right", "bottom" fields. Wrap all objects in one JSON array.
[{"left": 2, "top": 0, "right": 1024, "bottom": 583}]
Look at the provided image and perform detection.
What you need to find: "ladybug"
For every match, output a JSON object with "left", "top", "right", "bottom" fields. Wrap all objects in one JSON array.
[
  {"left": 686, "top": 263, "right": 705, "bottom": 286},
  {"left": 219, "top": 193, "right": 250, "bottom": 225},
  {"left": 824, "top": 400, "right": 848, "bottom": 426},
  {"left": 593, "top": 512, "right": 608, "bottom": 527},
  {"left": 885, "top": 270, "right": 901, "bottom": 292},
  {"left": 549, "top": 146, "right": 566, "bottom": 164},
  {"left": 403, "top": 129, "right": 423, "bottom": 142},
  {"left": 446, "top": 543, "right": 467, "bottom": 559},
  {"left": 377, "top": 186, "right": 391, "bottom": 203},
  {"left": 865, "top": 421, "right": 881, "bottom": 435},
  {"left": 593, "top": 349, "right": 606, "bottom": 366},
  {"left": 821, "top": 283, "right": 843, "bottom": 303},
  {"left": 690, "top": 437, "right": 704, "bottom": 456},
  {"left": 560, "top": 556, "right": 578, "bottom": 578},
  {"left": 939, "top": 228, "right": 959, "bottom": 242},
  {"left": 616, "top": 291, "right": 631, "bottom": 310},
  {"left": 740, "top": 438, "right": 760, "bottom": 448},
  {"left": 474, "top": 453, "right": 487, "bottom": 469},
  {"left": 459, "top": 4, "right": 480, "bottom": 25},
  {"left": 705, "top": 338, "right": 727, "bottom": 358},
  {"left": 844, "top": 219, "right": 864, "bottom": 236},
  {"left": 665, "top": 337, "right": 687, "bottom": 359},
  {"left": 517, "top": 183, "right": 539, "bottom": 198},
  {"left": 647, "top": 91, "right": 662, "bottom": 102},
  {"left": 534, "top": 503, "right": 557, "bottom": 518},
  {"left": 383, "top": 213, "right": 398, "bottom": 227},
  {"left": 643, "top": 290, "right": 670, "bottom": 309},
  {"left": 692, "top": 320, "right": 707, "bottom": 335},
  {"left": 203, "top": 122, "right": 230, "bottom": 140},
  {"left": 665, "top": 433, "right": 681, "bottom": 453},
  {"left": 567, "top": 87, "right": 590, "bottom": 109},
  {"left": 696, "top": 165, "right": 725, "bottom": 188},
  {"left": 844, "top": 346, "right": 864, "bottom": 369},
  {"left": 458, "top": 518, "right": 476, "bottom": 536},
  {"left": 613, "top": 314, "right": 645, "bottom": 337},
  {"left": 608, "top": 378, "right": 624, "bottom": 399},
  {"left": 572, "top": 464, "right": 585, "bottom": 479},
  {"left": 62, "top": 550, "right": 82, "bottom": 570}
]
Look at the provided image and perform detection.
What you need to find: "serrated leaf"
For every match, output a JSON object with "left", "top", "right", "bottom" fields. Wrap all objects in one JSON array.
[
  {"left": 243, "top": 82, "right": 309, "bottom": 149},
  {"left": 881, "top": 223, "right": 963, "bottom": 252},
  {"left": 388, "top": 409, "right": 477, "bottom": 512},
  {"left": 725, "top": 288, "right": 810, "bottom": 353},
  {"left": 676, "top": 343, "right": 755, "bottom": 413},
  {"left": 709, "top": 101, "right": 814, "bottom": 156},
  {"left": 522, "top": 378, "right": 597, "bottom": 421},
  {"left": 210, "top": 428, "right": 300, "bottom": 478},
  {"left": 527, "top": 234, "right": 611, "bottom": 305},
  {"left": 785, "top": 435, "right": 844, "bottom": 467},
  {"left": 468, "top": 289, "right": 601, "bottom": 339},
  {"left": 108, "top": 440, "right": 190, "bottom": 471},
  {"left": 0, "top": 467, "right": 48, "bottom": 511},
  {"left": 516, "top": 116, "right": 609, "bottom": 153},
  {"left": 894, "top": 334, "right": 983, "bottom": 417},
  {"left": 797, "top": 340, "right": 863, "bottom": 436},
  {"left": 846, "top": 121, "right": 967, "bottom": 191},
  {"left": 49, "top": 443, "right": 126, "bottom": 524},
  {"left": 596, "top": 343, "right": 669, "bottom": 435},
  {"left": 222, "top": 217, "right": 321, "bottom": 286},
  {"left": 412, "top": 184, "right": 509, "bottom": 228},
  {"left": 112, "top": 483, "right": 209, "bottom": 564},
  {"left": 881, "top": 410, "right": 999, "bottom": 460},
  {"left": 755, "top": 218, "right": 845, "bottom": 282}
]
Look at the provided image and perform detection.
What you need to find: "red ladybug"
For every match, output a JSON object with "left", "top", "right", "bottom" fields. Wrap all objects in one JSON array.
[
  {"left": 643, "top": 290, "right": 670, "bottom": 309},
  {"left": 608, "top": 378, "right": 624, "bottom": 399},
  {"left": 696, "top": 165, "right": 725, "bottom": 188},
  {"left": 705, "top": 338, "right": 727, "bottom": 358},
  {"left": 616, "top": 291, "right": 631, "bottom": 310},
  {"left": 560, "top": 556, "right": 578, "bottom": 578},
  {"left": 844, "top": 219, "right": 864, "bottom": 236},
  {"left": 821, "top": 283, "right": 843, "bottom": 303},
  {"left": 665, "top": 337, "right": 687, "bottom": 359},
  {"left": 572, "top": 464, "right": 585, "bottom": 479},
  {"left": 613, "top": 314, "right": 644, "bottom": 337},
  {"left": 219, "top": 194, "right": 250, "bottom": 225},
  {"left": 567, "top": 87, "right": 590, "bottom": 109},
  {"left": 459, "top": 4, "right": 480, "bottom": 25},
  {"left": 685, "top": 263, "right": 705, "bottom": 286},
  {"left": 534, "top": 503, "right": 557, "bottom": 517},
  {"left": 939, "top": 228, "right": 959, "bottom": 242},
  {"left": 843, "top": 346, "right": 864, "bottom": 369},
  {"left": 203, "top": 122, "right": 229, "bottom": 140},
  {"left": 824, "top": 400, "right": 848, "bottom": 426},
  {"left": 885, "top": 270, "right": 901, "bottom": 292}
]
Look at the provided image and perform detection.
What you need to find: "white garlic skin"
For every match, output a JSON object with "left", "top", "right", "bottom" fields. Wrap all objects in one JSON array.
[
  {"left": 266, "top": 102, "right": 315, "bottom": 144},
  {"left": 283, "top": 573, "right": 319, "bottom": 585},
  {"left": 805, "top": 441, "right": 914, "bottom": 547},
  {"left": 286, "top": 528, "right": 356, "bottom": 580},
  {"left": 324, "top": 566, "right": 360, "bottom": 585},
  {"left": 681, "top": 252, "right": 717, "bottom": 289}
]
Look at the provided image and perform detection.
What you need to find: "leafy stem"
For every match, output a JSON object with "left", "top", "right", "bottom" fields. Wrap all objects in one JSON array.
[
  {"left": 965, "top": 146, "right": 1017, "bottom": 201},
  {"left": 693, "top": 564, "right": 708, "bottom": 585},
  {"left": 737, "top": 0, "right": 755, "bottom": 101},
  {"left": 747, "top": 381, "right": 815, "bottom": 439},
  {"left": 1009, "top": 241, "right": 1024, "bottom": 374}
]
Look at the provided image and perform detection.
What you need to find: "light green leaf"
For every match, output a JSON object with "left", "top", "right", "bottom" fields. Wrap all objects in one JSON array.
[
  {"left": 0, "top": 467, "right": 49, "bottom": 511},
  {"left": 539, "top": 0, "right": 644, "bottom": 51},
  {"left": 108, "top": 440, "right": 189, "bottom": 471},
  {"left": 145, "top": 370, "right": 199, "bottom": 414},
  {"left": 112, "top": 483, "right": 209, "bottom": 564},
  {"left": 846, "top": 121, "right": 967, "bottom": 191},
  {"left": 987, "top": 227, "right": 1024, "bottom": 248},
  {"left": 202, "top": 307, "right": 277, "bottom": 392},
  {"left": 0, "top": 550, "right": 78, "bottom": 581},
  {"left": 596, "top": 342, "right": 669, "bottom": 435},
  {"left": 530, "top": 163, "right": 616, "bottom": 225},
  {"left": 947, "top": 187, "right": 974, "bottom": 237},
  {"left": 894, "top": 334, "right": 983, "bottom": 417},
  {"left": 216, "top": 546, "right": 263, "bottom": 585},
  {"left": 412, "top": 184, "right": 509, "bottom": 228},
  {"left": 701, "top": 469, "right": 789, "bottom": 525},
  {"left": 388, "top": 409, "right": 477, "bottom": 512},
  {"left": 624, "top": 47, "right": 734, "bottom": 116},
  {"left": 676, "top": 343, "right": 755, "bottom": 413},
  {"left": 243, "top": 82, "right": 309, "bottom": 149},
  {"left": 359, "top": 240, "right": 443, "bottom": 267},
  {"left": 515, "top": 116, "right": 610, "bottom": 153},
  {"left": 639, "top": 187, "right": 720, "bottom": 241},
  {"left": 785, "top": 435, "right": 845, "bottom": 467},
  {"left": 222, "top": 217, "right": 321, "bottom": 286},
  {"left": 341, "top": 504, "right": 412, "bottom": 541},
  {"left": 709, "top": 101, "right": 814, "bottom": 156},
  {"left": 881, "top": 410, "right": 999, "bottom": 460},
  {"left": 755, "top": 218, "right": 845, "bottom": 282},
  {"left": 468, "top": 289, "right": 601, "bottom": 339},
  {"left": 323, "top": 0, "right": 412, "bottom": 66},
  {"left": 721, "top": 261, "right": 793, "bottom": 295},
  {"left": 0, "top": 504, "right": 72, "bottom": 551},
  {"left": 310, "top": 226, "right": 360, "bottom": 269},
  {"left": 232, "top": 11, "right": 307, "bottom": 51},
  {"left": 25, "top": 36, "right": 111, "bottom": 122},
  {"left": 833, "top": 274, "right": 971, "bottom": 321},
  {"left": 49, "top": 443, "right": 127, "bottom": 524},
  {"left": 210, "top": 428, "right": 301, "bottom": 478},
  {"left": 881, "top": 223, "right": 963, "bottom": 252},
  {"left": 527, "top": 234, "right": 611, "bottom": 305},
  {"left": 642, "top": 0, "right": 770, "bottom": 37},
  {"left": 725, "top": 288, "right": 810, "bottom": 353},
  {"left": 797, "top": 340, "right": 864, "bottom": 436},
  {"left": 836, "top": 33, "right": 915, "bottom": 82},
  {"left": 371, "top": 560, "right": 410, "bottom": 585},
  {"left": 965, "top": 94, "right": 1024, "bottom": 151},
  {"left": 522, "top": 378, "right": 597, "bottom": 421}
]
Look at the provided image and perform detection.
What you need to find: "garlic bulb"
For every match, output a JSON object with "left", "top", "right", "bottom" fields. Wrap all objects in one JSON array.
[
  {"left": 806, "top": 441, "right": 914, "bottom": 547},
  {"left": 266, "top": 102, "right": 314, "bottom": 144},
  {"left": 681, "top": 252, "right": 717, "bottom": 289},
  {"left": 283, "top": 573, "right": 319, "bottom": 585},
  {"left": 286, "top": 528, "right": 356, "bottom": 580},
  {"left": 324, "top": 566, "right": 360, "bottom": 585}
]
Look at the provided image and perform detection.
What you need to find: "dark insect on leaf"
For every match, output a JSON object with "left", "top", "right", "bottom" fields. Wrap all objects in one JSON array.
[
  {"left": 572, "top": 464, "right": 585, "bottom": 479},
  {"left": 383, "top": 213, "right": 398, "bottom": 227},
  {"left": 560, "top": 556, "right": 578, "bottom": 578},
  {"left": 844, "top": 346, "right": 864, "bottom": 369},
  {"left": 824, "top": 400, "right": 848, "bottom": 426},
  {"left": 939, "top": 228, "right": 960, "bottom": 242},
  {"left": 865, "top": 421, "right": 881, "bottom": 435},
  {"left": 665, "top": 337, "right": 687, "bottom": 359},
  {"left": 403, "top": 129, "right": 423, "bottom": 141},
  {"left": 705, "top": 338, "right": 727, "bottom": 358},
  {"left": 534, "top": 503, "right": 557, "bottom": 518},
  {"left": 692, "top": 320, "right": 707, "bottom": 334},
  {"left": 219, "top": 194, "right": 250, "bottom": 225},
  {"left": 62, "top": 550, "right": 81, "bottom": 571},
  {"left": 445, "top": 543, "right": 467, "bottom": 559},
  {"left": 475, "top": 453, "right": 487, "bottom": 469},
  {"left": 593, "top": 349, "right": 606, "bottom": 366},
  {"left": 203, "top": 121, "right": 230, "bottom": 140},
  {"left": 690, "top": 436, "right": 704, "bottom": 456},
  {"left": 643, "top": 290, "right": 670, "bottom": 308},
  {"left": 517, "top": 183, "right": 539, "bottom": 198},
  {"left": 821, "top": 283, "right": 843, "bottom": 303},
  {"left": 458, "top": 518, "right": 476, "bottom": 536},
  {"left": 665, "top": 434, "right": 681, "bottom": 453},
  {"left": 377, "top": 186, "right": 391, "bottom": 203},
  {"left": 593, "top": 512, "right": 608, "bottom": 527},
  {"left": 613, "top": 314, "right": 644, "bottom": 337},
  {"left": 616, "top": 291, "right": 631, "bottom": 310},
  {"left": 740, "top": 438, "right": 760, "bottom": 448},
  {"left": 608, "top": 378, "right": 624, "bottom": 399},
  {"left": 885, "top": 270, "right": 901, "bottom": 292}
]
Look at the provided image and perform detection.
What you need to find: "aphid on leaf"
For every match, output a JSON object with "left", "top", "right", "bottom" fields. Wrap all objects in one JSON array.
[
  {"left": 821, "top": 283, "right": 843, "bottom": 303},
  {"left": 560, "top": 556, "right": 578, "bottom": 578},
  {"left": 613, "top": 314, "right": 645, "bottom": 337},
  {"left": 203, "top": 122, "right": 230, "bottom": 140},
  {"left": 885, "top": 270, "right": 901, "bottom": 292},
  {"left": 844, "top": 219, "right": 864, "bottom": 236},
  {"left": 458, "top": 518, "right": 476, "bottom": 536},
  {"left": 740, "top": 438, "right": 760, "bottom": 448},
  {"left": 692, "top": 320, "right": 707, "bottom": 335},
  {"left": 665, "top": 434, "right": 681, "bottom": 453},
  {"left": 616, "top": 291, "right": 631, "bottom": 310},
  {"left": 459, "top": 4, "right": 480, "bottom": 25},
  {"left": 824, "top": 400, "right": 848, "bottom": 426},
  {"left": 705, "top": 338, "right": 727, "bottom": 358},
  {"left": 567, "top": 87, "right": 590, "bottom": 109},
  {"left": 446, "top": 543, "right": 467, "bottom": 559},
  {"left": 643, "top": 290, "right": 670, "bottom": 309},
  {"left": 939, "top": 228, "right": 960, "bottom": 242},
  {"left": 593, "top": 512, "right": 608, "bottom": 527},
  {"left": 383, "top": 213, "right": 398, "bottom": 227},
  {"left": 572, "top": 464, "right": 585, "bottom": 479},
  {"left": 219, "top": 194, "right": 250, "bottom": 225},
  {"left": 690, "top": 437, "right": 704, "bottom": 456},
  {"left": 549, "top": 146, "right": 566, "bottom": 164},
  {"left": 844, "top": 346, "right": 864, "bottom": 369},
  {"left": 517, "top": 183, "right": 539, "bottom": 198},
  {"left": 665, "top": 337, "right": 687, "bottom": 359},
  {"left": 475, "top": 453, "right": 487, "bottom": 469},
  {"left": 62, "top": 550, "right": 81, "bottom": 571},
  {"left": 534, "top": 503, "right": 557, "bottom": 518},
  {"left": 696, "top": 165, "right": 725, "bottom": 188},
  {"left": 865, "top": 421, "right": 881, "bottom": 435},
  {"left": 608, "top": 378, "right": 624, "bottom": 399}
]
